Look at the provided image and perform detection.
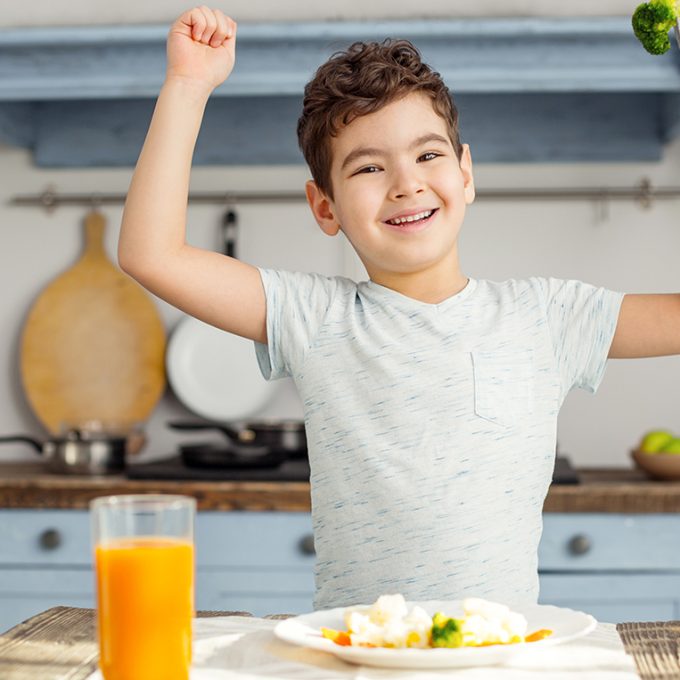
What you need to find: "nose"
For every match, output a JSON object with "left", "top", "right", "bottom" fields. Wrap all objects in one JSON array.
[{"left": 388, "top": 163, "right": 425, "bottom": 200}]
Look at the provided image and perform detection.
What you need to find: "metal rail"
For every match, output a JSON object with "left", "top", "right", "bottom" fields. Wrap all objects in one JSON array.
[{"left": 6, "top": 178, "right": 680, "bottom": 213}]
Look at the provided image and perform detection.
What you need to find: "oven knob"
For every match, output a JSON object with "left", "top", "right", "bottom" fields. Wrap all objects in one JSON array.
[
  {"left": 567, "top": 534, "right": 591, "bottom": 556},
  {"left": 298, "top": 533, "right": 315, "bottom": 556},
  {"left": 39, "top": 528, "right": 62, "bottom": 551}
]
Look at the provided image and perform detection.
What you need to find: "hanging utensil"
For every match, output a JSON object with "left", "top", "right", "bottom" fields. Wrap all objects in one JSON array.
[
  {"left": 222, "top": 207, "right": 237, "bottom": 257},
  {"left": 0, "top": 430, "right": 126, "bottom": 475},
  {"left": 20, "top": 208, "right": 166, "bottom": 436}
]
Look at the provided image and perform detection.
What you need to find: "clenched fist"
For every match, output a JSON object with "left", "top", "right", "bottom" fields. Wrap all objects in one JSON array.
[{"left": 166, "top": 6, "right": 237, "bottom": 92}]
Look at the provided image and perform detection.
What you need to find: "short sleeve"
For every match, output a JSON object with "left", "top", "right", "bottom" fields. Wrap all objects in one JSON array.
[
  {"left": 253, "top": 268, "right": 346, "bottom": 381},
  {"left": 533, "top": 278, "right": 625, "bottom": 401}
]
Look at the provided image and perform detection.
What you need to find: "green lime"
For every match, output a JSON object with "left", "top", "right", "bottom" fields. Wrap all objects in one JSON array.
[{"left": 640, "top": 431, "right": 674, "bottom": 453}]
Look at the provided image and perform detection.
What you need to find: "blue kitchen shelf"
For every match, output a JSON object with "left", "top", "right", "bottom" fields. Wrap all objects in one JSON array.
[{"left": 0, "top": 17, "right": 678, "bottom": 166}]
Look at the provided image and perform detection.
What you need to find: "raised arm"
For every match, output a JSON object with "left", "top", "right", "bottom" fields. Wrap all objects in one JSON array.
[
  {"left": 118, "top": 6, "right": 267, "bottom": 344},
  {"left": 608, "top": 293, "right": 680, "bottom": 358}
]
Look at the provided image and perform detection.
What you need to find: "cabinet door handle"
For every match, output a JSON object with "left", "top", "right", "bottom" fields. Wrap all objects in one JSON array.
[
  {"left": 298, "top": 533, "right": 315, "bottom": 556},
  {"left": 39, "top": 528, "right": 62, "bottom": 551},
  {"left": 567, "top": 534, "right": 591, "bottom": 556}
]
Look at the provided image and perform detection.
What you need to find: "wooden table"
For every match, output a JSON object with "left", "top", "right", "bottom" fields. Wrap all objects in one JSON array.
[
  {"left": 3, "top": 606, "right": 680, "bottom": 680},
  {"left": 0, "top": 606, "right": 286, "bottom": 679}
]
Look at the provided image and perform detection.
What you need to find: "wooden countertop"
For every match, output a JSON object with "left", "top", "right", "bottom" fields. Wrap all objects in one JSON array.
[
  {"left": 1, "top": 463, "right": 679, "bottom": 512},
  {"left": 0, "top": 463, "right": 310, "bottom": 511}
]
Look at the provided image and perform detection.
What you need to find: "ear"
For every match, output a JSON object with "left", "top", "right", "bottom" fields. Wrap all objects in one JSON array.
[
  {"left": 305, "top": 180, "right": 341, "bottom": 236},
  {"left": 459, "top": 144, "right": 476, "bottom": 204}
]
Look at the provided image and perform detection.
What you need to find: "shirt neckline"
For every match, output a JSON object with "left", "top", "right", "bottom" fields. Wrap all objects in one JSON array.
[{"left": 362, "top": 277, "right": 477, "bottom": 310}]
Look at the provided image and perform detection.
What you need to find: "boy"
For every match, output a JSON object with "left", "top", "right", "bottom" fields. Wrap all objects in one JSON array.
[{"left": 119, "top": 7, "right": 680, "bottom": 610}]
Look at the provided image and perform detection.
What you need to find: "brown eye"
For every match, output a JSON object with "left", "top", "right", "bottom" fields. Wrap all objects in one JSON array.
[{"left": 356, "top": 166, "right": 380, "bottom": 174}]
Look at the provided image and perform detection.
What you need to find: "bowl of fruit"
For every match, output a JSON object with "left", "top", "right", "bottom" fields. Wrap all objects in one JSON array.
[{"left": 632, "top": 430, "right": 680, "bottom": 481}]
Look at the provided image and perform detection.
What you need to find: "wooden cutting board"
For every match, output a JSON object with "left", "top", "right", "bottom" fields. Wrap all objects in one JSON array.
[{"left": 20, "top": 210, "right": 166, "bottom": 434}]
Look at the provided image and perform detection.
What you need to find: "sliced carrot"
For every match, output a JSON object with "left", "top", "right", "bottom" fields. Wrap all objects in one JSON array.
[
  {"left": 525, "top": 628, "right": 553, "bottom": 642},
  {"left": 321, "top": 627, "right": 352, "bottom": 646},
  {"left": 335, "top": 631, "right": 352, "bottom": 646}
]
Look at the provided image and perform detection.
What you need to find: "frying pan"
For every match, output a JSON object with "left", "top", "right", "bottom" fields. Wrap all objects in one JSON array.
[
  {"left": 168, "top": 419, "right": 307, "bottom": 455},
  {"left": 179, "top": 441, "right": 286, "bottom": 470},
  {"left": 166, "top": 209, "right": 279, "bottom": 421}
]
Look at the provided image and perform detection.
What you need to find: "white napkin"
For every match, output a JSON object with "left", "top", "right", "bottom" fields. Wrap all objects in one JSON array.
[{"left": 87, "top": 616, "right": 639, "bottom": 680}]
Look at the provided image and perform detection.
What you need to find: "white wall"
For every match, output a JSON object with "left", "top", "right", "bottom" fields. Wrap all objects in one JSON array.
[{"left": 1, "top": 136, "right": 679, "bottom": 467}]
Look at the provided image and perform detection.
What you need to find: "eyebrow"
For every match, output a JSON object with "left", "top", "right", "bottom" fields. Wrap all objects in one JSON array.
[{"left": 340, "top": 132, "right": 451, "bottom": 172}]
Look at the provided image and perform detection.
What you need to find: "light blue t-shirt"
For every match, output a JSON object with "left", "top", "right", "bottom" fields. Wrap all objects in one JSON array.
[{"left": 254, "top": 271, "right": 624, "bottom": 610}]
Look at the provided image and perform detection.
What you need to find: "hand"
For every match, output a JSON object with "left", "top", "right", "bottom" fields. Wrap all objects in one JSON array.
[{"left": 166, "top": 6, "right": 237, "bottom": 93}]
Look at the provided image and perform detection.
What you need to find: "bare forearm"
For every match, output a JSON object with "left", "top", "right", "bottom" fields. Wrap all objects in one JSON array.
[{"left": 118, "top": 77, "right": 212, "bottom": 273}]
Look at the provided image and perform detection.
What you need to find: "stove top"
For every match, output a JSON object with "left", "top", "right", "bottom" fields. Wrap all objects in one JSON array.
[
  {"left": 552, "top": 456, "right": 579, "bottom": 484},
  {"left": 126, "top": 456, "right": 310, "bottom": 481},
  {"left": 127, "top": 455, "right": 578, "bottom": 484}
]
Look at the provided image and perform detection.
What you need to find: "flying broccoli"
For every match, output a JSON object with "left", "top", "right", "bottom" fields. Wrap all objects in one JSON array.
[
  {"left": 632, "top": 0, "right": 680, "bottom": 54},
  {"left": 430, "top": 612, "right": 463, "bottom": 648}
]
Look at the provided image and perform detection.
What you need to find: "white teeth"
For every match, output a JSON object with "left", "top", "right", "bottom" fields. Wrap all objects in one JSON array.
[{"left": 386, "top": 209, "right": 434, "bottom": 225}]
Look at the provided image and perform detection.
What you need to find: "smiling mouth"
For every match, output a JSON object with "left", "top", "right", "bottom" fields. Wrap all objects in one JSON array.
[{"left": 383, "top": 208, "right": 439, "bottom": 232}]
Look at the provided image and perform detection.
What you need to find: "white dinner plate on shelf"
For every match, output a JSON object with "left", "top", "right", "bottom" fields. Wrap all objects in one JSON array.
[
  {"left": 166, "top": 316, "right": 279, "bottom": 421},
  {"left": 274, "top": 600, "right": 597, "bottom": 669}
]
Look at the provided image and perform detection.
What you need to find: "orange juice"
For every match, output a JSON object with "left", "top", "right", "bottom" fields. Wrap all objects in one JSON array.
[{"left": 95, "top": 537, "right": 194, "bottom": 680}]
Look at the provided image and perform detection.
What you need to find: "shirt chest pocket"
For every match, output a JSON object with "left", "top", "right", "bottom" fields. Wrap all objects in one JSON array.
[{"left": 471, "top": 349, "right": 534, "bottom": 427}]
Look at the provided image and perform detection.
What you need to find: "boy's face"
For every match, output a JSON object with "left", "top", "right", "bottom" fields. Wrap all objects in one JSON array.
[{"left": 306, "top": 92, "right": 475, "bottom": 284}]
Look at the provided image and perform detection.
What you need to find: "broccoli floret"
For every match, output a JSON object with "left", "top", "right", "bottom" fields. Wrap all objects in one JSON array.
[
  {"left": 632, "top": 0, "right": 679, "bottom": 55},
  {"left": 430, "top": 612, "right": 463, "bottom": 648}
]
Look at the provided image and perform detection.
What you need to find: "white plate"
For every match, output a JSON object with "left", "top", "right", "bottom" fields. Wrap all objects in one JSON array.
[
  {"left": 274, "top": 600, "right": 597, "bottom": 669},
  {"left": 166, "top": 316, "right": 278, "bottom": 421}
]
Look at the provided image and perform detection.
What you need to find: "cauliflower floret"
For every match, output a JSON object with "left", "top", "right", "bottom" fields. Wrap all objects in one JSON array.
[
  {"left": 345, "top": 611, "right": 384, "bottom": 647},
  {"left": 459, "top": 598, "right": 528, "bottom": 645},
  {"left": 463, "top": 598, "right": 510, "bottom": 620},
  {"left": 343, "top": 607, "right": 367, "bottom": 630},
  {"left": 368, "top": 594, "right": 409, "bottom": 625},
  {"left": 401, "top": 606, "right": 434, "bottom": 648},
  {"left": 460, "top": 614, "right": 495, "bottom": 645},
  {"left": 378, "top": 619, "right": 411, "bottom": 648},
  {"left": 343, "top": 595, "right": 433, "bottom": 648},
  {"left": 504, "top": 611, "right": 529, "bottom": 640},
  {"left": 343, "top": 594, "right": 408, "bottom": 629},
  {"left": 405, "top": 605, "right": 434, "bottom": 628}
]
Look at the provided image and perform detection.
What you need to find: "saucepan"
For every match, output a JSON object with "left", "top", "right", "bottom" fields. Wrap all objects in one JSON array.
[
  {"left": 0, "top": 429, "right": 127, "bottom": 475},
  {"left": 167, "top": 419, "right": 307, "bottom": 457}
]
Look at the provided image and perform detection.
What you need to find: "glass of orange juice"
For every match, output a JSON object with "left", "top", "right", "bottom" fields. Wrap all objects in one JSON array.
[{"left": 91, "top": 494, "right": 196, "bottom": 680}]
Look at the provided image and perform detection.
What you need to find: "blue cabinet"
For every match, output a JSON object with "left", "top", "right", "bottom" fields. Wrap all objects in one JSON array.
[
  {"left": 0, "top": 509, "right": 316, "bottom": 632},
  {"left": 537, "top": 514, "right": 680, "bottom": 623},
  {"left": 195, "top": 512, "right": 315, "bottom": 615},
  {"left": 0, "top": 509, "right": 677, "bottom": 632},
  {"left": 540, "top": 573, "right": 680, "bottom": 622}
]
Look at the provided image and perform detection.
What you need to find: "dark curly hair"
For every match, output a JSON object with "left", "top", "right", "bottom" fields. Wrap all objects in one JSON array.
[{"left": 297, "top": 38, "right": 463, "bottom": 201}]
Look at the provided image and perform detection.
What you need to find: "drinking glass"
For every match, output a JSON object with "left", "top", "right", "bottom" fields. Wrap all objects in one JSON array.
[{"left": 91, "top": 494, "right": 195, "bottom": 680}]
